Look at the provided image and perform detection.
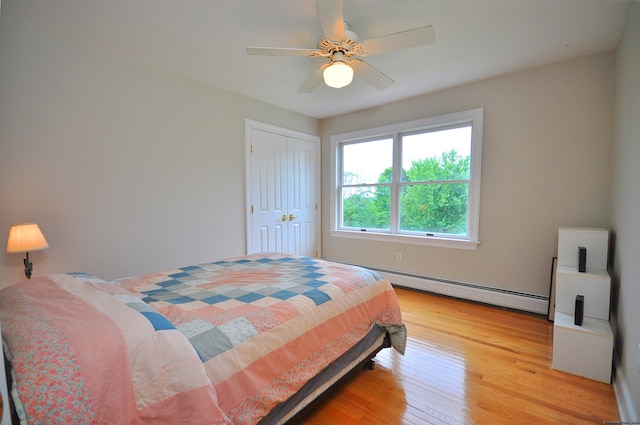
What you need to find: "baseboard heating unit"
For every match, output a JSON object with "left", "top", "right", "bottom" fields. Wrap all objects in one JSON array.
[{"left": 373, "top": 268, "right": 549, "bottom": 315}]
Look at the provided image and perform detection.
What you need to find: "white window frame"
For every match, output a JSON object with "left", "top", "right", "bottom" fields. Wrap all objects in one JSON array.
[{"left": 329, "top": 108, "right": 483, "bottom": 250}]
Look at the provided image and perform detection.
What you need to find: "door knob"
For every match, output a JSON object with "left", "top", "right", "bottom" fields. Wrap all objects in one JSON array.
[
  {"left": 289, "top": 214, "right": 296, "bottom": 221},
  {"left": 282, "top": 214, "right": 287, "bottom": 222}
]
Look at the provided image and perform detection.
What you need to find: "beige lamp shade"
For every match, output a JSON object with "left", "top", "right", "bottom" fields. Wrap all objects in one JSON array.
[{"left": 6, "top": 223, "right": 49, "bottom": 253}]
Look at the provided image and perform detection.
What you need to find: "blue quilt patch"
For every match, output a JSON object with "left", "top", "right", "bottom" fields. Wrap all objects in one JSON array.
[{"left": 141, "top": 311, "right": 176, "bottom": 331}]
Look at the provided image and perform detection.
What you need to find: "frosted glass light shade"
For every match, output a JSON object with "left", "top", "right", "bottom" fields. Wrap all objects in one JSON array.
[
  {"left": 6, "top": 223, "right": 49, "bottom": 253},
  {"left": 323, "top": 61, "right": 354, "bottom": 88}
]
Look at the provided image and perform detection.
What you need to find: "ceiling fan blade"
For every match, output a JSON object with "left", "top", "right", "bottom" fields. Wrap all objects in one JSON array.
[
  {"left": 352, "top": 60, "right": 394, "bottom": 91},
  {"left": 297, "top": 64, "right": 329, "bottom": 93},
  {"left": 316, "top": 0, "right": 346, "bottom": 41},
  {"left": 246, "top": 46, "right": 318, "bottom": 56},
  {"left": 360, "top": 25, "right": 435, "bottom": 56}
]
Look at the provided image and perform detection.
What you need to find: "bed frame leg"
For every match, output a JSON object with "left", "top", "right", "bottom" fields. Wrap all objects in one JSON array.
[{"left": 364, "top": 359, "right": 375, "bottom": 370}]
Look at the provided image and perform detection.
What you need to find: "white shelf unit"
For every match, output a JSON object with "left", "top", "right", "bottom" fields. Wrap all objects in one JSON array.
[{"left": 552, "top": 227, "right": 613, "bottom": 383}]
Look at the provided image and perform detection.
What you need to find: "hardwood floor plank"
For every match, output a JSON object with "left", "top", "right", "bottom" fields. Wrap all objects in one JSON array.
[{"left": 299, "top": 287, "right": 619, "bottom": 425}]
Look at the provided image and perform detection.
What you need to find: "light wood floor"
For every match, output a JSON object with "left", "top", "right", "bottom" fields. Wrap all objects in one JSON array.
[{"left": 300, "top": 287, "right": 619, "bottom": 425}]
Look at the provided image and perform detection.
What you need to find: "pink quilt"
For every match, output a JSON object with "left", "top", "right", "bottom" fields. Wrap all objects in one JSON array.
[
  {"left": 0, "top": 274, "right": 231, "bottom": 425},
  {"left": 0, "top": 254, "right": 406, "bottom": 424}
]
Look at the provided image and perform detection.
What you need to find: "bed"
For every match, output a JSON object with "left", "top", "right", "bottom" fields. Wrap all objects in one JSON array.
[{"left": 0, "top": 253, "right": 406, "bottom": 424}]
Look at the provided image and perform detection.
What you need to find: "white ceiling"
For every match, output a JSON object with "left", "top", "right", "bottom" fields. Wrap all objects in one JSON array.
[{"left": 0, "top": 0, "right": 631, "bottom": 119}]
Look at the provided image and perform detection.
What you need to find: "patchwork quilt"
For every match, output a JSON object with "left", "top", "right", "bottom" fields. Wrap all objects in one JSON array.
[
  {"left": 0, "top": 273, "right": 231, "bottom": 425},
  {"left": 1, "top": 254, "right": 406, "bottom": 425}
]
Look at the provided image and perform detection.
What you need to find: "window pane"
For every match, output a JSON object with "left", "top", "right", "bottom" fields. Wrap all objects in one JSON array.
[
  {"left": 341, "top": 186, "right": 390, "bottom": 230},
  {"left": 342, "top": 138, "right": 393, "bottom": 184},
  {"left": 402, "top": 126, "right": 471, "bottom": 182},
  {"left": 399, "top": 183, "right": 468, "bottom": 235}
]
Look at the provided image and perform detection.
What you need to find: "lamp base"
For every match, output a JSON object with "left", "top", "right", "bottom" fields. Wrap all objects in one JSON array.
[{"left": 23, "top": 252, "right": 33, "bottom": 280}]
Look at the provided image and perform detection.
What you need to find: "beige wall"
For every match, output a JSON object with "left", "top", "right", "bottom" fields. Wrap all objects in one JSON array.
[
  {"left": 0, "top": 21, "right": 318, "bottom": 285},
  {"left": 320, "top": 52, "right": 614, "bottom": 297},
  {"left": 0, "top": 14, "right": 617, "bottom": 300},
  {"left": 611, "top": 2, "right": 640, "bottom": 418}
]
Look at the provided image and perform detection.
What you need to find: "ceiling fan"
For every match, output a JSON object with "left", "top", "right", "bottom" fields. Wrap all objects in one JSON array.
[{"left": 246, "top": 0, "right": 435, "bottom": 93}]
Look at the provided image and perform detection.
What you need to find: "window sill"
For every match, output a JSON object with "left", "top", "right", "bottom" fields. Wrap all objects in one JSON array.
[{"left": 328, "top": 229, "right": 480, "bottom": 251}]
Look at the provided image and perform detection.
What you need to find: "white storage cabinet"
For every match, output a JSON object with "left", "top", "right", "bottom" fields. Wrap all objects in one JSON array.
[{"left": 551, "top": 227, "right": 613, "bottom": 383}]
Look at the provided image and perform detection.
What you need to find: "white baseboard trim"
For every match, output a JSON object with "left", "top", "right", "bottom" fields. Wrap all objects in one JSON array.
[
  {"left": 613, "top": 359, "right": 639, "bottom": 422},
  {"left": 376, "top": 269, "right": 549, "bottom": 315}
]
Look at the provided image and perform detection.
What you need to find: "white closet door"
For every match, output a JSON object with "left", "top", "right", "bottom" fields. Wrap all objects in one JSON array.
[
  {"left": 249, "top": 129, "right": 288, "bottom": 254},
  {"left": 245, "top": 120, "right": 320, "bottom": 257},
  {"left": 287, "top": 137, "right": 317, "bottom": 257}
]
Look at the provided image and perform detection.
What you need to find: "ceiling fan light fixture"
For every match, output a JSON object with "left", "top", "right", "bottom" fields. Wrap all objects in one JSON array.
[{"left": 322, "top": 53, "right": 353, "bottom": 88}]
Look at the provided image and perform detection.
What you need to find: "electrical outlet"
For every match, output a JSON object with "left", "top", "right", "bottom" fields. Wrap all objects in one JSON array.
[{"left": 396, "top": 252, "right": 402, "bottom": 262}]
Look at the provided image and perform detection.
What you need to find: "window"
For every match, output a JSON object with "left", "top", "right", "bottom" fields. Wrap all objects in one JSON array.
[{"left": 330, "top": 108, "right": 483, "bottom": 250}]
